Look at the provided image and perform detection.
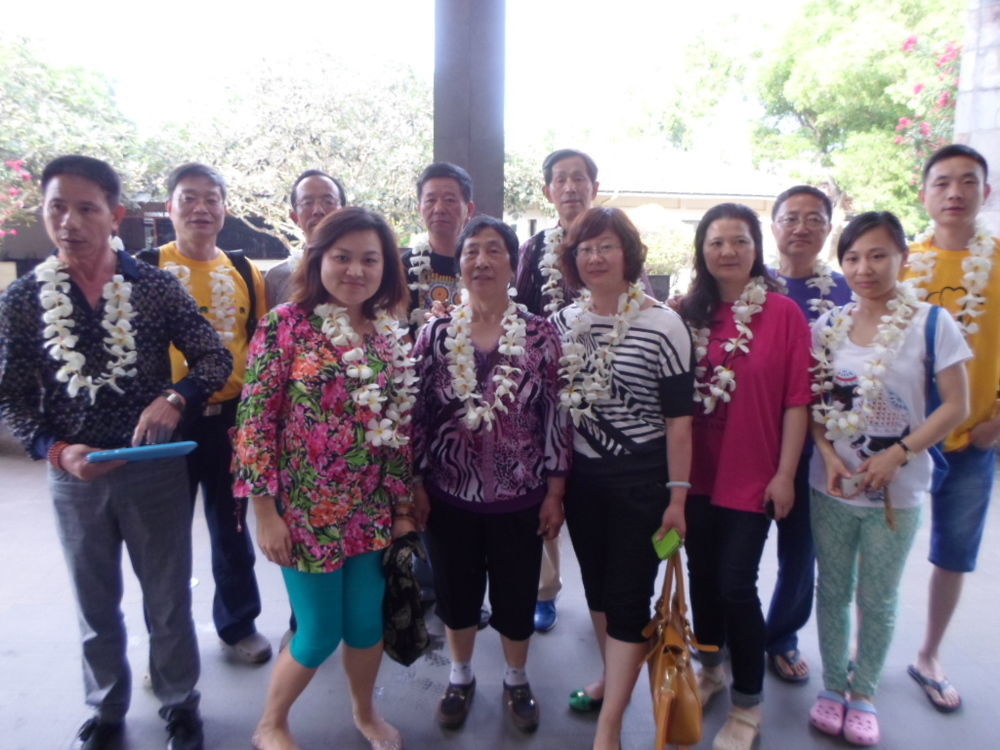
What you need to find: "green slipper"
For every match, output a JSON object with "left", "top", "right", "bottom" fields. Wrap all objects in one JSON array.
[{"left": 569, "top": 688, "right": 603, "bottom": 712}]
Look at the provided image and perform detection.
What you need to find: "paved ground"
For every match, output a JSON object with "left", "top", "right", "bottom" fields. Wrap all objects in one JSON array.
[{"left": 1, "top": 430, "right": 996, "bottom": 749}]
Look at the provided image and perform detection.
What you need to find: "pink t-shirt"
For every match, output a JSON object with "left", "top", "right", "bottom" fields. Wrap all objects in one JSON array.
[{"left": 691, "top": 292, "right": 813, "bottom": 512}]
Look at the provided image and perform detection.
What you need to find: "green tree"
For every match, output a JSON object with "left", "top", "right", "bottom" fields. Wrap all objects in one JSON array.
[{"left": 755, "top": 0, "right": 963, "bottom": 229}]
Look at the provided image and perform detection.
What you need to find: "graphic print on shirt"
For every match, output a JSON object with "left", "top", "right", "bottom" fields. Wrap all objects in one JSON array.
[{"left": 831, "top": 366, "right": 912, "bottom": 503}]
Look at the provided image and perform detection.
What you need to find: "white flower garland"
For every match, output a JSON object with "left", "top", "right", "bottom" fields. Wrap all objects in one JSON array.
[
  {"left": 810, "top": 282, "right": 921, "bottom": 441},
  {"left": 163, "top": 260, "right": 238, "bottom": 342},
  {"left": 444, "top": 290, "right": 527, "bottom": 431},
  {"left": 775, "top": 260, "right": 839, "bottom": 316},
  {"left": 691, "top": 277, "right": 768, "bottom": 415},
  {"left": 406, "top": 236, "right": 434, "bottom": 327},
  {"left": 314, "top": 303, "right": 417, "bottom": 448},
  {"left": 538, "top": 226, "right": 566, "bottom": 314},
  {"left": 558, "top": 281, "right": 645, "bottom": 426},
  {"left": 909, "top": 220, "right": 995, "bottom": 337},
  {"left": 36, "top": 255, "right": 138, "bottom": 403}
]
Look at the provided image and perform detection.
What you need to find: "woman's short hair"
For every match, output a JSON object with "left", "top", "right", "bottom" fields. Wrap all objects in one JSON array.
[
  {"left": 682, "top": 203, "right": 781, "bottom": 328},
  {"left": 559, "top": 207, "right": 646, "bottom": 290},
  {"left": 836, "top": 211, "right": 908, "bottom": 264},
  {"left": 291, "top": 206, "right": 407, "bottom": 318},
  {"left": 455, "top": 215, "right": 520, "bottom": 275}
]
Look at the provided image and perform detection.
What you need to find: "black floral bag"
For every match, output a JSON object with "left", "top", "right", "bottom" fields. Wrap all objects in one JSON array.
[{"left": 381, "top": 532, "right": 431, "bottom": 666}]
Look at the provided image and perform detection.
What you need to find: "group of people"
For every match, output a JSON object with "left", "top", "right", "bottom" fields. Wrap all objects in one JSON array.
[{"left": 0, "top": 142, "right": 995, "bottom": 750}]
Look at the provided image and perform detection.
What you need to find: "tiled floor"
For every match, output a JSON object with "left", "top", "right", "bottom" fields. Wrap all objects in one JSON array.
[{"left": 1, "top": 430, "right": 996, "bottom": 749}]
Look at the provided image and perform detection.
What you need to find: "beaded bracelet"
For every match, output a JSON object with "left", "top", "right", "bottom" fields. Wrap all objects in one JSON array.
[{"left": 48, "top": 441, "right": 70, "bottom": 470}]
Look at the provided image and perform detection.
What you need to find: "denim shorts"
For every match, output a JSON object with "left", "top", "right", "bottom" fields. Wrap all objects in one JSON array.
[{"left": 929, "top": 445, "right": 997, "bottom": 572}]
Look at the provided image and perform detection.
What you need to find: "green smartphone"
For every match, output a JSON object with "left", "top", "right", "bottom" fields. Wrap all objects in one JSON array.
[{"left": 652, "top": 528, "right": 683, "bottom": 560}]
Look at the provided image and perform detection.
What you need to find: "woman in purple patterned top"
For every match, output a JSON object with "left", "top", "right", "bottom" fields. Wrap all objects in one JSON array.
[{"left": 412, "top": 215, "right": 571, "bottom": 733}]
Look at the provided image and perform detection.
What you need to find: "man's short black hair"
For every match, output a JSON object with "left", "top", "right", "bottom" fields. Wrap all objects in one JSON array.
[
  {"left": 542, "top": 149, "right": 598, "bottom": 185},
  {"left": 41, "top": 155, "right": 121, "bottom": 208},
  {"left": 289, "top": 170, "right": 348, "bottom": 209},
  {"left": 922, "top": 144, "right": 989, "bottom": 184},
  {"left": 416, "top": 162, "right": 473, "bottom": 203},
  {"left": 772, "top": 185, "right": 833, "bottom": 221},
  {"left": 166, "top": 163, "right": 227, "bottom": 201}
]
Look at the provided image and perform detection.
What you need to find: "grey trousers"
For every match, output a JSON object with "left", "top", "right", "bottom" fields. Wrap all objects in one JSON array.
[{"left": 49, "top": 458, "right": 200, "bottom": 722}]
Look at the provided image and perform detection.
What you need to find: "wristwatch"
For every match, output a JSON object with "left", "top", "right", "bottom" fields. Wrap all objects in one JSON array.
[
  {"left": 895, "top": 438, "right": 916, "bottom": 466},
  {"left": 162, "top": 390, "right": 185, "bottom": 412}
]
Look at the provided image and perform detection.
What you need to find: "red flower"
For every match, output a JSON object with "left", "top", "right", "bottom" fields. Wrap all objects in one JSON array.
[
  {"left": 914, "top": 83, "right": 925, "bottom": 94},
  {"left": 919, "top": 121, "right": 932, "bottom": 136},
  {"left": 896, "top": 117, "right": 912, "bottom": 131},
  {"left": 902, "top": 36, "right": 918, "bottom": 52}
]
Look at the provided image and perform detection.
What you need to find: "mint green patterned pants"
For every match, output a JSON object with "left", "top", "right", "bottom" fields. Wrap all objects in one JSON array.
[{"left": 811, "top": 489, "right": 921, "bottom": 697}]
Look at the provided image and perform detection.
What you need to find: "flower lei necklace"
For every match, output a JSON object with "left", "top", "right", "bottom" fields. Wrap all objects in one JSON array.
[
  {"left": 444, "top": 288, "right": 528, "bottom": 431},
  {"left": 314, "top": 303, "right": 417, "bottom": 448},
  {"left": 558, "top": 281, "right": 644, "bottom": 426},
  {"left": 538, "top": 226, "right": 566, "bottom": 314},
  {"left": 691, "top": 276, "right": 768, "bottom": 414},
  {"left": 163, "top": 260, "right": 238, "bottom": 342},
  {"left": 775, "top": 260, "right": 838, "bottom": 316},
  {"left": 406, "top": 236, "right": 434, "bottom": 326},
  {"left": 36, "top": 255, "right": 138, "bottom": 402},
  {"left": 909, "top": 220, "right": 995, "bottom": 337},
  {"left": 811, "top": 282, "right": 920, "bottom": 441}
]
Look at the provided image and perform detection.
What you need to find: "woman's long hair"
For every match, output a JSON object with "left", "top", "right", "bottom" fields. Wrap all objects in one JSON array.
[{"left": 681, "top": 203, "right": 781, "bottom": 329}]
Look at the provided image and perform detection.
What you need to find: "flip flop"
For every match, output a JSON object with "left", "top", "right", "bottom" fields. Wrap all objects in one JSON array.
[
  {"left": 769, "top": 649, "right": 810, "bottom": 683},
  {"left": 907, "top": 664, "right": 962, "bottom": 713},
  {"left": 843, "top": 699, "right": 879, "bottom": 746},
  {"left": 809, "top": 690, "right": 846, "bottom": 736}
]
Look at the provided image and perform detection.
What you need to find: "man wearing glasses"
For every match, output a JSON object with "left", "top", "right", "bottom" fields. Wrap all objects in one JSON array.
[
  {"left": 765, "top": 186, "right": 851, "bottom": 684},
  {"left": 265, "top": 170, "right": 348, "bottom": 308}
]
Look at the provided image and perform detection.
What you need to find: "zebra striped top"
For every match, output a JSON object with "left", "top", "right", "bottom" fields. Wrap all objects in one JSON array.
[{"left": 552, "top": 302, "right": 694, "bottom": 459}]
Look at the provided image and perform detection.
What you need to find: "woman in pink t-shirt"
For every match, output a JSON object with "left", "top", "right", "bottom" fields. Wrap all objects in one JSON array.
[{"left": 680, "top": 203, "right": 812, "bottom": 750}]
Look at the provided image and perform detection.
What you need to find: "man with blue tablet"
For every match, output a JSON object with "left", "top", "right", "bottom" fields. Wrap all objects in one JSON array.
[{"left": 0, "top": 155, "right": 232, "bottom": 749}]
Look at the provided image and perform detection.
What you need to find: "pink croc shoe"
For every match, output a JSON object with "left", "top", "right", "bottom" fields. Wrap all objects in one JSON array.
[
  {"left": 809, "top": 690, "right": 846, "bottom": 736},
  {"left": 843, "top": 700, "right": 879, "bottom": 746}
]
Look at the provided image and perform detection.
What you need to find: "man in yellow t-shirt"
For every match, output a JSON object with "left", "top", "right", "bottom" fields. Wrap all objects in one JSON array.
[
  {"left": 153, "top": 163, "right": 271, "bottom": 665},
  {"left": 904, "top": 144, "right": 999, "bottom": 713}
]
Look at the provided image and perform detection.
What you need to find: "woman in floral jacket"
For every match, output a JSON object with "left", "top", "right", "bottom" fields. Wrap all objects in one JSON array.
[{"left": 234, "top": 207, "right": 416, "bottom": 750}]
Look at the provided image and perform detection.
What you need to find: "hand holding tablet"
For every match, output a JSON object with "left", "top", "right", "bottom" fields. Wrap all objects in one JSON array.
[{"left": 86, "top": 441, "right": 198, "bottom": 463}]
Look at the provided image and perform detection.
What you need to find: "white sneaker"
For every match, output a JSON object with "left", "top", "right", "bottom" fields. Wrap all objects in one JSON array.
[{"left": 223, "top": 631, "right": 273, "bottom": 664}]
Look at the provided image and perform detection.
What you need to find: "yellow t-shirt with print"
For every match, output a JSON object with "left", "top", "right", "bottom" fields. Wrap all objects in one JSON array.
[
  {"left": 905, "top": 237, "right": 1000, "bottom": 451},
  {"left": 159, "top": 242, "right": 267, "bottom": 403}
]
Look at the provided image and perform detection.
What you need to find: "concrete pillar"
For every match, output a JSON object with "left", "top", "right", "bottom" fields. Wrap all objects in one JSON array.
[
  {"left": 955, "top": 0, "right": 1000, "bottom": 232},
  {"left": 434, "top": 0, "right": 505, "bottom": 218}
]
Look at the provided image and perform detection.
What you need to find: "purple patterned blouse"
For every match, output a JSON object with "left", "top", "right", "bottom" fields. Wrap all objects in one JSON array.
[{"left": 412, "top": 312, "right": 572, "bottom": 513}]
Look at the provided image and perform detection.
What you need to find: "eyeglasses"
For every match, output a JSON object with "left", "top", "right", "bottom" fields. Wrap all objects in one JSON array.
[
  {"left": 776, "top": 214, "right": 828, "bottom": 229},
  {"left": 296, "top": 197, "right": 340, "bottom": 211},
  {"left": 575, "top": 243, "right": 622, "bottom": 258}
]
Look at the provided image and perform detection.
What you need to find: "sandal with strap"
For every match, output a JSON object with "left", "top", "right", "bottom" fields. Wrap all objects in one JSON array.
[
  {"left": 769, "top": 649, "right": 810, "bottom": 683},
  {"left": 568, "top": 688, "right": 603, "bottom": 713},
  {"left": 809, "top": 690, "right": 846, "bottom": 736},
  {"left": 907, "top": 664, "right": 962, "bottom": 713},
  {"left": 843, "top": 699, "right": 879, "bottom": 746},
  {"left": 712, "top": 708, "right": 760, "bottom": 750}
]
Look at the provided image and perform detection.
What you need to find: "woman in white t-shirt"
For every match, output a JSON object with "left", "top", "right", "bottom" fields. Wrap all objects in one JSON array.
[{"left": 808, "top": 211, "right": 970, "bottom": 747}]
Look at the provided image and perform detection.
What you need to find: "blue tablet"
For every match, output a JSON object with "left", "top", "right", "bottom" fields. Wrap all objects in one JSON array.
[{"left": 86, "top": 441, "right": 198, "bottom": 463}]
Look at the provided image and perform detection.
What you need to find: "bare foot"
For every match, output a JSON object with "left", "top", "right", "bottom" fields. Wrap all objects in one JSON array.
[
  {"left": 584, "top": 678, "right": 605, "bottom": 701},
  {"left": 353, "top": 713, "right": 403, "bottom": 750},
  {"left": 251, "top": 723, "right": 299, "bottom": 750}
]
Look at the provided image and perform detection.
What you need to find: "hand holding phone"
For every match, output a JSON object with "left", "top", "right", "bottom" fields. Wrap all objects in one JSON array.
[{"left": 652, "top": 528, "right": 683, "bottom": 560}]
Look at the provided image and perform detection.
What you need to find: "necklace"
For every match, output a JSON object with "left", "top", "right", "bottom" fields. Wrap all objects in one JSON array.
[
  {"left": 538, "top": 226, "right": 566, "bottom": 314},
  {"left": 36, "top": 255, "right": 138, "bottom": 403},
  {"left": 910, "top": 220, "right": 995, "bottom": 337},
  {"left": 691, "top": 277, "right": 768, "bottom": 415},
  {"left": 776, "top": 260, "right": 839, "bottom": 316},
  {"left": 405, "top": 236, "right": 434, "bottom": 327},
  {"left": 163, "top": 260, "right": 238, "bottom": 342},
  {"left": 444, "top": 290, "right": 527, "bottom": 431},
  {"left": 313, "top": 303, "right": 416, "bottom": 448},
  {"left": 811, "top": 282, "right": 920, "bottom": 440},
  {"left": 558, "top": 282, "right": 644, "bottom": 426}
]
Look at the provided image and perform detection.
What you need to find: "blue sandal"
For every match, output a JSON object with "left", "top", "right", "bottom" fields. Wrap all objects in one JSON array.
[{"left": 568, "top": 688, "right": 603, "bottom": 712}]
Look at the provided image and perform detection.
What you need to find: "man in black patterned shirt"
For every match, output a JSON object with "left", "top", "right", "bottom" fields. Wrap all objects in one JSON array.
[{"left": 0, "top": 156, "right": 231, "bottom": 750}]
